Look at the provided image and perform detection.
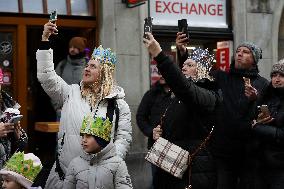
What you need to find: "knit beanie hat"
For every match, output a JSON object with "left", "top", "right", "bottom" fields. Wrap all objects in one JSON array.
[
  {"left": 93, "top": 136, "right": 109, "bottom": 148},
  {"left": 237, "top": 42, "right": 262, "bottom": 64},
  {"left": 0, "top": 152, "right": 42, "bottom": 188},
  {"left": 271, "top": 59, "right": 284, "bottom": 77},
  {"left": 69, "top": 37, "right": 87, "bottom": 53}
]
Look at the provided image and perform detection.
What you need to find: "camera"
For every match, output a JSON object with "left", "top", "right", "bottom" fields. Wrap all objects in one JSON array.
[
  {"left": 49, "top": 10, "right": 57, "bottom": 24},
  {"left": 143, "top": 17, "right": 153, "bottom": 40},
  {"left": 178, "top": 19, "right": 189, "bottom": 40}
]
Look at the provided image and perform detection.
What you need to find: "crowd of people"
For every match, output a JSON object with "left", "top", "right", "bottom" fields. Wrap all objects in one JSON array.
[{"left": 0, "top": 18, "right": 282, "bottom": 189}]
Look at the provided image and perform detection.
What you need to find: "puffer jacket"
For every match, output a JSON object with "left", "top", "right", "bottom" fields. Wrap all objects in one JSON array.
[
  {"left": 36, "top": 48, "right": 132, "bottom": 189},
  {"left": 153, "top": 52, "right": 219, "bottom": 189},
  {"left": 63, "top": 142, "right": 133, "bottom": 189}
]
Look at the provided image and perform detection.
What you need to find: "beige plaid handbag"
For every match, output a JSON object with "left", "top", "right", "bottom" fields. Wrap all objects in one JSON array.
[
  {"left": 145, "top": 103, "right": 214, "bottom": 187},
  {"left": 145, "top": 136, "right": 190, "bottom": 178}
]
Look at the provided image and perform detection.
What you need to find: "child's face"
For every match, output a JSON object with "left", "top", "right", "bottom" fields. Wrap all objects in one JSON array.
[
  {"left": 2, "top": 175, "right": 24, "bottom": 189},
  {"left": 81, "top": 134, "right": 101, "bottom": 153}
]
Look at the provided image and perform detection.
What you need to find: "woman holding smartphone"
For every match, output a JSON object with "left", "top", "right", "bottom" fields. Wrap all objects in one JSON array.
[
  {"left": 252, "top": 60, "right": 284, "bottom": 189},
  {"left": 0, "top": 69, "right": 28, "bottom": 170}
]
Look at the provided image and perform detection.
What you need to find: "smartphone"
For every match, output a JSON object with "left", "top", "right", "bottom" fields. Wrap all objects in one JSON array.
[
  {"left": 49, "top": 10, "right": 57, "bottom": 24},
  {"left": 178, "top": 19, "right": 189, "bottom": 41},
  {"left": 257, "top": 105, "right": 270, "bottom": 118},
  {"left": 143, "top": 17, "right": 153, "bottom": 40},
  {"left": 8, "top": 115, "right": 23, "bottom": 124},
  {"left": 243, "top": 77, "right": 251, "bottom": 85}
]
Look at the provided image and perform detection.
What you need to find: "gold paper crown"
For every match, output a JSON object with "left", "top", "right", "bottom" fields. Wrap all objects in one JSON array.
[
  {"left": 91, "top": 45, "right": 117, "bottom": 67},
  {"left": 80, "top": 115, "right": 112, "bottom": 141},
  {"left": 3, "top": 152, "right": 42, "bottom": 182}
]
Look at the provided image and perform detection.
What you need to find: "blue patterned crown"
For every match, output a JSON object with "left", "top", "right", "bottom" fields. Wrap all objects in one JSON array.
[{"left": 92, "top": 45, "right": 117, "bottom": 66}]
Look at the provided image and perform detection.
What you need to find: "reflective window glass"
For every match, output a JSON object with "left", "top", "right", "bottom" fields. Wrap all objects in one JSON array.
[
  {"left": 22, "top": 0, "right": 43, "bottom": 13},
  {"left": 47, "top": 0, "right": 67, "bottom": 15},
  {"left": 71, "top": 0, "right": 89, "bottom": 16},
  {"left": 0, "top": 0, "right": 18, "bottom": 13}
]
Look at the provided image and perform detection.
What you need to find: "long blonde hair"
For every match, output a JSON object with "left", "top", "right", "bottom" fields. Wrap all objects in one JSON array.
[{"left": 81, "top": 61, "right": 115, "bottom": 107}]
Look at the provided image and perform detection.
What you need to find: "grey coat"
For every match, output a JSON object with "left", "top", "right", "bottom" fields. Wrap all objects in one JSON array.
[{"left": 63, "top": 142, "right": 133, "bottom": 189}]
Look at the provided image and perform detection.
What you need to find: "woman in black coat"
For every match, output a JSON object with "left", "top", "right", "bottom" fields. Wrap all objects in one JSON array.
[
  {"left": 252, "top": 61, "right": 284, "bottom": 189},
  {"left": 144, "top": 33, "right": 219, "bottom": 189}
]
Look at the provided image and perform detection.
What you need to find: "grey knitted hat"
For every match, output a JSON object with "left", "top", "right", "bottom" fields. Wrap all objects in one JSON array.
[
  {"left": 271, "top": 59, "right": 284, "bottom": 76},
  {"left": 237, "top": 42, "right": 262, "bottom": 64}
]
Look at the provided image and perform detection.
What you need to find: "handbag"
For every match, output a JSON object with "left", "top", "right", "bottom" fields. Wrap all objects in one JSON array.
[{"left": 145, "top": 102, "right": 214, "bottom": 187}]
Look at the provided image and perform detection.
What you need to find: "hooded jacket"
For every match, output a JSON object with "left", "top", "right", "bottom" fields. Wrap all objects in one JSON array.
[
  {"left": 36, "top": 48, "right": 132, "bottom": 189},
  {"left": 63, "top": 142, "right": 133, "bottom": 189}
]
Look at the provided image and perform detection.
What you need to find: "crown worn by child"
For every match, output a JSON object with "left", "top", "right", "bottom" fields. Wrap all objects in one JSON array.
[
  {"left": 63, "top": 115, "right": 133, "bottom": 189},
  {"left": 0, "top": 152, "right": 42, "bottom": 189}
]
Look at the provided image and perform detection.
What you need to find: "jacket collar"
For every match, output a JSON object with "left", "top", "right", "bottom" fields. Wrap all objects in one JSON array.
[{"left": 80, "top": 142, "right": 116, "bottom": 165}]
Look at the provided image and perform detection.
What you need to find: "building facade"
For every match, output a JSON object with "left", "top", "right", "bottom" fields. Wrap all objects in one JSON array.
[{"left": 0, "top": 0, "right": 284, "bottom": 188}]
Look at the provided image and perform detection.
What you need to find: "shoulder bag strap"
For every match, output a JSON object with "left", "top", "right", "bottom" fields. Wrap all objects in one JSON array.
[{"left": 186, "top": 126, "right": 214, "bottom": 189}]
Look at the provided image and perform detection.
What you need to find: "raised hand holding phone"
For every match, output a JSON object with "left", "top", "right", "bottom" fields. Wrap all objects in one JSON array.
[
  {"left": 8, "top": 115, "right": 23, "bottom": 124},
  {"left": 178, "top": 19, "right": 189, "bottom": 42},
  {"left": 42, "top": 11, "right": 58, "bottom": 41}
]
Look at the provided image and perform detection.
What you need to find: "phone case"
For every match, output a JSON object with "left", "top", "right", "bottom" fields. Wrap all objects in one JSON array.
[{"left": 178, "top": 19, "right": 189, "bottom": 40}]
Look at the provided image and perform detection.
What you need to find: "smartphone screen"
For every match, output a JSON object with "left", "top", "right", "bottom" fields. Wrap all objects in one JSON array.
[{"left": 49, "top": 10, "right": 57, "bottom": 23}]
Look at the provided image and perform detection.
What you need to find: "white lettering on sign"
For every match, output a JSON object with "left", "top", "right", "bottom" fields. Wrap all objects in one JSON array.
[
  {"left": 220, "top": 50, "right": 226, "bottom": 64},
  {"left": 150, "top": 0, "right": 227, "bottom": 28}
]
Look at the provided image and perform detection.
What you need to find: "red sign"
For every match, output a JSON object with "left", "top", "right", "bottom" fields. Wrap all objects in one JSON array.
[{"left": 216, "top": 41, "right": 233, "bottom": 72}]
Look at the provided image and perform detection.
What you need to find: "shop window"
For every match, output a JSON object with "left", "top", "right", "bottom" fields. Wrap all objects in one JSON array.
[
  {"left": 47, "top": 0, "right": 67, "bottom": 15},
  {"left": 0, "top": 0, "right": 95, "bottom": 16},
  {"left": 22, "top": 0, "right": 43, "bottom": 13},
  {"left": 0, "top": 0, "right": 18, "bottom": 13},
  {"left": 71, "top": 0, "right": 89, "bottom": 16}
]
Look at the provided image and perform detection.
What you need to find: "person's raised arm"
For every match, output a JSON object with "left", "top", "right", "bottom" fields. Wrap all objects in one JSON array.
[
  {"left": 143, "top": 33, "right": 218, "bottom": 112},
  {"left": 36, "top": 22, "right": 70, "bottom": 109},
  {"left": 176, "top": 32, "right": 189, "bottom": 68}
]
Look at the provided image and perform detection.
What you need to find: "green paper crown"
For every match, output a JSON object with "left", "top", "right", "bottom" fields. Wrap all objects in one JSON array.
[
  {"left": 4, "top": 152, "right": 42, "bottom": 182},
  {"left": 80, "top": 115, "right": 112, "bottom": 141}
]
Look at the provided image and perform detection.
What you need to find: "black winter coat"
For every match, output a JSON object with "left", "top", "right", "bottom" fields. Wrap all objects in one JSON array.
[
  {"left": 253, "top": 85, "right": 284, "bottom": 168},
  {"left": 210, "top": 62, "right": 269, "bottom": 157},
  {"left": 136, "top": 82, "right": 172, "bottom": 149},
  {"left": 152, "top": 52, "right": 219, "bottom": 189}
]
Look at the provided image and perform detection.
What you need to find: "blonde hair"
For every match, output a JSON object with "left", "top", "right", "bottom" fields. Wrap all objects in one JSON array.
[{"left": 81, "top": 62, "right": 115, "bottom": 107}]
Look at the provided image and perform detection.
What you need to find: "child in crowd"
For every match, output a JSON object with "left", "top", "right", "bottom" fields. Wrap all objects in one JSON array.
[
  {"left": 63, "top": 115, "right": 133, "bottom": 189},
  {"left": 0, "top": 152, "right": 42, "bottom": 189}
]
